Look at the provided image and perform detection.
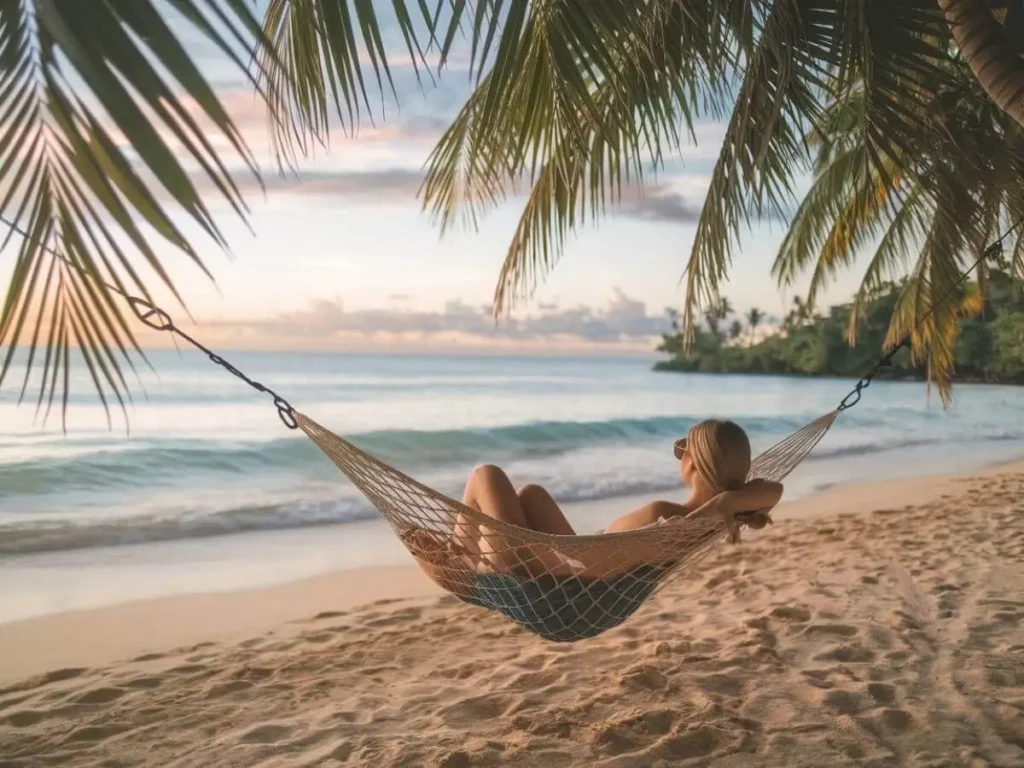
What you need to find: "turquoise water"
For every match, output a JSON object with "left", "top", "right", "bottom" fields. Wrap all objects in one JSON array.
[{"left": 3, "top": 350, "right": 1024, "bottom": 556}]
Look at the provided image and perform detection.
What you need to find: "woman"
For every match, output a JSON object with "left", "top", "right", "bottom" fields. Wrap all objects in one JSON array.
[
  {"left": 407, "top": 418, "right": 783, "bottom": 581},
  {"left": 401, "top": 419, "right": 783, "bottom": 641}
]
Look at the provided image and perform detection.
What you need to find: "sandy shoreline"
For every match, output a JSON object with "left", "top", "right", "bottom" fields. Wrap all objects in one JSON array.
[{"left": 2, "top": 462, "right": 1023, "bottom": 766}]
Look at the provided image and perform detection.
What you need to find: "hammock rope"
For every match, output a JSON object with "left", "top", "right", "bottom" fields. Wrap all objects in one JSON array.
[{"left": 1, "top": 214, "right": 1020, "bottom": 642}]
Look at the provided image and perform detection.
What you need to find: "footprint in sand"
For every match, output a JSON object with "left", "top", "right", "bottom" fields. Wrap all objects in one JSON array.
[
  {"left": 238, "top": 723, "right": 294, "bottom": 744},
  {"left": 821, "top": 688, "right": 864, "bottom": 715},
  {"left": 132, "top": 653, "right": 165, "bottom": 663},
  {"left": 72, "top": 687, "right": 128, "bottom": 705},
  {"left": 123, "top": 676, "right": 162, "bottom": 690},
  {"left": 804, "top": 623, "right": 859, "bottom": 638},
  {"left": 206, "top": 680, "right": 253, "bottom": 699},
  {"left": 872, "top": 707, "right": 914, "bottom": 732},
  {"left": 63, "top": 724, "right": 125, "bottom": 744},
  {"left": 704, "top": 568, "right": 738, "bottom": 589},
  {"left": 770, "top": 605, "right": 812, "bottom": 622},
  {"left": 593, "top": 723, "right": 640, "bottom": 755},
  {"left": 6, "top": 709, "right": 45, "bottom": 727},
  {"left": 302, "top": 632, "right": 335, "bottom": 644},
  {"left": 439, "top": 693, "right": 515, "bottom": 723},
  {"left": 168, "top": 664, "right": 209, "bottom": 677},
  {"left": 697, "top": 673, "right": 746, "bottom": 698},
  {"left": 311, "top": 610, "right": 346, "bottom": 621},
  {"left": 32, "top": 667, "right": 88, "bottom": 686},
  {"left": 620, "top": 664, "right": 669, "bottom": 691},
  {"left": 664, "top": 727, "right": 718, "bottom": 759},
  {"left": 866, "top": 682, "right": 897, "bottom": 704},
  {"left": 506, "top": 669, "right": 562, "bottom": 689},
  {"left": 815, "top": 644, "right": 876, "bottom": 664},
  {"left": 801, "top": 668, "right": 833, "bottom": 689}
]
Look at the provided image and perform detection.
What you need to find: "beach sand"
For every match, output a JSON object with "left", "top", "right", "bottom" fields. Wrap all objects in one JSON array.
[{"left": 1, "top": 464, "right": 1023, "bottom": 767}]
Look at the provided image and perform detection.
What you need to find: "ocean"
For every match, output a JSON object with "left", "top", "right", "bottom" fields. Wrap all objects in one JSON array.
[{"left": 3, "top": 349, "right": 1024, "bottom": 561}]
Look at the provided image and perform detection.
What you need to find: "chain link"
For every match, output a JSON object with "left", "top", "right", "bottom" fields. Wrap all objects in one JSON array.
[
  {"left": 0, "top": 216, "right": 299, "bottom": 430},
  {"left": 834, "top": 227, "right": 1020, "bottom": 413},
  {"left": 129, "top": 296, "right": 298, "bottom": 429}
]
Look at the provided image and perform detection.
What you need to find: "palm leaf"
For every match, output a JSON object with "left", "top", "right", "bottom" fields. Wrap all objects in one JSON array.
[
  {"left": 257, "top": 0, "right": 446, "bottom": 169},
  {"left": 680, "top": 0, "right": 838, "bottom": 345},
  {"left": 419, "top": 0, "right": 741, "bottom": 315},
  {"left": 0, "top": 0, "right": 277, "bottom": 431}
]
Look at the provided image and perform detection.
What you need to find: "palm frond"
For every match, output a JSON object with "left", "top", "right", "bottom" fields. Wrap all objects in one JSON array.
[
  {"left": 680, "top": 0, "right": 838, "bottom": 344},
  {"left": 845, "top": 183, "right": 930, "bottom": 342},
  {"left": 0, "top": 0, "right": 271, "bottom": 431},
  {"left": 883, "top": 166, "right": 982, "bottom": 402},
  {"left": 256, "top": 0, "right": 444, "bottom": 169},
  {"left": 420, "top": 0, "right": 742, "bottom": 316}
]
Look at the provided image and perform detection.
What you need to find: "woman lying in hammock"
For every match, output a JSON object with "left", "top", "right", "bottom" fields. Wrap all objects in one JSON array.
[{"left": 404, "top": 418, "right": 783, "bottom": 585}]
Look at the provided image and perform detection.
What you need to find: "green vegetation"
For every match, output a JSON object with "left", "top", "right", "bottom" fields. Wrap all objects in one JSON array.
[{"left": 656, "top": 271, "right": 1024, "bottom": 385}]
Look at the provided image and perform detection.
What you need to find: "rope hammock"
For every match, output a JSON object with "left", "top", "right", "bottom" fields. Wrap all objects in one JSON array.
[
  {"left": 3, "top": 216, "right": 1019, "bottom": 643},
  {"left": 296, "top": 409, "right": 838, "bottom": 641}
]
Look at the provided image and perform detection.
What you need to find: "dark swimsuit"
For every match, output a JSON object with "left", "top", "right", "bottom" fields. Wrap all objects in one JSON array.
[{"left": 457, "top": 564, "right": 670, "bottom": 642}]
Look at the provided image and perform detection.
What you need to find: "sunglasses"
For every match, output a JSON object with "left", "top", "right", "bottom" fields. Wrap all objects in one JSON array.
[{"left": 673, "top": 437, "right": 687, "bottom": 460}]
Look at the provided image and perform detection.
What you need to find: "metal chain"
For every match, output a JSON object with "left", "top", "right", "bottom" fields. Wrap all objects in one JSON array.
[
  {"left": 835, "top": 218, "right": 1024, "bottom": 413},
  {"left": 0, "top": 216, "right": 298, "bottom": 429}
]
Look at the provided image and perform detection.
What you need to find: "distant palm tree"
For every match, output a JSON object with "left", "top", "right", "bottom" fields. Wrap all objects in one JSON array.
[
  {"left": 703, "top": 297, "right": 733, "bottom": 338},
  {"left": 729, "top": 319, "right": 744, "bottom": 342},
  {"left": 745, "top": 308, "right": 764, "bottom": 346},
  {"left": 3, "top": 1, "right": 1024, "bottom": 423}
]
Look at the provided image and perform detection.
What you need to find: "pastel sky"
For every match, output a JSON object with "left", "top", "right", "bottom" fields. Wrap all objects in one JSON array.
[{"left": 4, "top": 3, "right": 871, "bottom": 356}]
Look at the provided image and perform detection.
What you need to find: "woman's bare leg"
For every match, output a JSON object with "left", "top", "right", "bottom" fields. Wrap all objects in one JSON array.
[
  {"left": 517, "top": 484, "right": 576, "bottom": 535},
  {"left": 454, "top": 466, "right": 580, "bottom": 576},
  {"left": 455, "top": 464, "right": 530, "bottom": 571}
]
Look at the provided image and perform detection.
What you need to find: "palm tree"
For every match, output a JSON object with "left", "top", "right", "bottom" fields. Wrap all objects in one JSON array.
[
  {"left": 770, "top": 55, "right": 1024, "bottom": 399},
  {"left": 746, "top": 308, "right": 764, "bottom": 346},
  {"left": 784, "top": 296, "right": 812, "bottom": 332},
  {"left": 703, "top": 297, "right": 732, "bottom": 338},
  {"left": 4, "top": 1, "right": 1024, "bottom": 424},
  {"left": 940, "top": 0, "right": 1024, "bottom": 128},
  {"left": 729, "top": 319, "right": 744, "bottom": 342}
]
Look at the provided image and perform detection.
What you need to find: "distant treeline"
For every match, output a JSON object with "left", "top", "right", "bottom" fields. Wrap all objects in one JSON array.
[{"left": 655, "top": 272, "right": 1024, "bottom": 384}]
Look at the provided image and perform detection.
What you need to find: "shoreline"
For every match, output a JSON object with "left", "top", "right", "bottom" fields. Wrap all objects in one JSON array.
[
  {"left": 2, "top": 458, "right": 1022, "bottom": 766},
  {"left": 1, "top": 456, "right": 1018, "bottom": 685},
  {"left": 3, "top": 436, "right": 1021, "bottom": 633},
  {"left": 652, "top": 361, "right": 1024, "bottom": 388}
]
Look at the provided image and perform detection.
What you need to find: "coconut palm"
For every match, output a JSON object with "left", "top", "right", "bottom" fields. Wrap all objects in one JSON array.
[
  {"left": 770, "top": 54, "right": 1024, "bottom": 399},
  {"left": 745, "top": 307, "right": 764, "bottom": 345},
  {"left": 3, "top": 1, "right": 1024, "bottom": 424}
]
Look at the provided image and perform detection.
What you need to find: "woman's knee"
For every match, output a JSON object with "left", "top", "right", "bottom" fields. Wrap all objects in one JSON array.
[
  {"left": 517, "top": 483, "right": 549, "bottom": 503},
  {"left": 471, "top": 463, "right": 505, "bottom": 480}
]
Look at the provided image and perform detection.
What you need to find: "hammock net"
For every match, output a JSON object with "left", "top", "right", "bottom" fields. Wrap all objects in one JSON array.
[{"left": 296, "top": 409, "right": 838, "bottom": 643}]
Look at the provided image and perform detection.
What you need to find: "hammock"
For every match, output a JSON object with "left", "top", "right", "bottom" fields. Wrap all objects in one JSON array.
[
  {"left": 295, "top": 409, "right": 838, "bottom": 642},
  {"left": 4, "top": 215, "right": 1014, "bottom": 643}
]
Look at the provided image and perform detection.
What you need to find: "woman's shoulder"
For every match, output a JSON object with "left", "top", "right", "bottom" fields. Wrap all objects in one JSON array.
[{"left": 603, "top": 500, "right": 691, "bottom": 534}]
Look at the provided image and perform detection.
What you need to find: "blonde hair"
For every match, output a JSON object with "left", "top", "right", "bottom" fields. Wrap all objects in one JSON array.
[{"left": 687, "top": 419, "right": 751, "bottom": 493}]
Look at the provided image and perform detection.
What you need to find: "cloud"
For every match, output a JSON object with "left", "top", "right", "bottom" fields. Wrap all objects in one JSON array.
[
  {"left": 254, "top": 168, "right": 424, "bottom": 201},
  {"left": 201, "top": 288, "right": 672, "bottom": 351},
  {"left": 616, "top": 187, "right": 703, "bottom": 223},
  {"left": 212, "top": 164, "right": 717, "bottom": 225}
]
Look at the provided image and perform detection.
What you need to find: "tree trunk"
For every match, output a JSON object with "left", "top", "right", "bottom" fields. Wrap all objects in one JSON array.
[{"left": 939, "top": 0, "right": 1024, "bottom": 129}]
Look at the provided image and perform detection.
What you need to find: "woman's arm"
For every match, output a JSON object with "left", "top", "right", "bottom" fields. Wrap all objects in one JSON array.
[{"left": 685, "top": 480, "right": 784, "bottom": 542}]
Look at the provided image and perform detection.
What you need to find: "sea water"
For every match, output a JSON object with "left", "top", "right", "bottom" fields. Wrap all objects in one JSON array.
[{"left": 4, "top": 349, "right": 1024, "bottom": 561}]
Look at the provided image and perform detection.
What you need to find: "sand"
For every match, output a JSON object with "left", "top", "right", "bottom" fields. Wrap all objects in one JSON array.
[{"left": 1, "top": 465, "right": 1023, "bottom": 767}]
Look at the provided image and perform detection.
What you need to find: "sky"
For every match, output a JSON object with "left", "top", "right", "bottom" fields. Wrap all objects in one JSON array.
[{"left": 2, "top": 2, "right": 869, "bottom": 358}]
